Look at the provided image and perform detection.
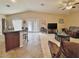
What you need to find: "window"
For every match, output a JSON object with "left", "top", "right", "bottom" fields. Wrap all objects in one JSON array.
[
  {"left": 28, "top": 19, "right": 40, "bottom": 32},
  {"left": 12, "top": 19, "right": 22, "bottom": 31}
]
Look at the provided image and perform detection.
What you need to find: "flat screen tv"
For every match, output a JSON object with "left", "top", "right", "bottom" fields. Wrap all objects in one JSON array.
[{"left": 48, "top": 23, "right": 57, "bottom": 29}]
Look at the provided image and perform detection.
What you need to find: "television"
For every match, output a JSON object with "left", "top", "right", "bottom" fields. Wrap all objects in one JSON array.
[{"left": 48, "top": 23, "right": 57, "bottom": 29}]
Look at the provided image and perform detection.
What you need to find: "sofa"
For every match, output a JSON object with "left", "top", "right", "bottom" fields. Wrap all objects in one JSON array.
[
  {"left": 48, "top": 41, "right": 79, "bottom": 58},
  {"left": 59, "top": 41, "right": 79, "bottom": 58},
  {"left": 62, "top": 26, "right": 79, "bottom": 38}
]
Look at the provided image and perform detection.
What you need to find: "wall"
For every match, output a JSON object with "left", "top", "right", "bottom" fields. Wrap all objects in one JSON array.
[
  {"left": 0, "top": 15, "right": 6, "bottom": 35},
  {"left": 0, "top": 15, "right": 6, "bottom": 44},
  {"left": 6, "top": 11, "right": 66, "bottom": 31},
  {"left": 64, "top": 11, "right": 79, "bottom": 28}
]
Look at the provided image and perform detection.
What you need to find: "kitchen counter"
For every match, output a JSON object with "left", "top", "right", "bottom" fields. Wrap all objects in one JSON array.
[
  {"left": 3, "top": 30, "right": 23, "bottom": 33},
  {"left": 3, "top": 30, "right": 25, "bottom": 51}
]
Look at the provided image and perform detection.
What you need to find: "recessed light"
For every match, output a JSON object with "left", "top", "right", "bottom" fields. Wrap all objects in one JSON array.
[
  {"left": 41, "top": 3, "right": 45, "bottom": 6},
  {"left": 66, "top": 6, "right": 72, "bottom": 10},
  {"left": 6, "top": 4, "right": 10, "bottom": 7},
  {"left": 11, "top": 0, "right": 16, "bottom": 3}
]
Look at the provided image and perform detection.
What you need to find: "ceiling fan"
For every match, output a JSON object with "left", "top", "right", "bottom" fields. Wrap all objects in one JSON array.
[{"left": 58, "top": 0, "right": 79, "bottom": 10}]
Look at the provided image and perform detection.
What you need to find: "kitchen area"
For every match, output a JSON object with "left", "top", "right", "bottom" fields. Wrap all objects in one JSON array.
[
  {"left": 1, "top": 17, "right": 28, "bottom": 52},
  {"left": 0, "top": 16, "right": 44, "bottom": 57}
]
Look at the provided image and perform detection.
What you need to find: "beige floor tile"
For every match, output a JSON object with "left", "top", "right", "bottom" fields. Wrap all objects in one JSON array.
[{"left": 0, "top": 33, "right": 43, "bottom": 58}]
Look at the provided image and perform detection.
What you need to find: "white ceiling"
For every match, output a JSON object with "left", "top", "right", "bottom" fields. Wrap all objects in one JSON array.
[{"left": 0, "top": 0, "right": 79, "bottom": 15}]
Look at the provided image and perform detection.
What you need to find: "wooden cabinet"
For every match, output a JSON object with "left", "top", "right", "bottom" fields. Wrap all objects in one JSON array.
[{"left": 4, "top": 31, "right": 20, "bottom": 51}]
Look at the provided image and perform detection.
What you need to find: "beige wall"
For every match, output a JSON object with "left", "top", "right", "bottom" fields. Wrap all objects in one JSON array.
[
  {"left": 4, "top": 11, "right": 79, "bottom": 31},
  {"left": 64, "top": 11, "right": 79, "bottom": 28},
  {"left": 6, "top": 11, "right": 66, "bottom": 31}
]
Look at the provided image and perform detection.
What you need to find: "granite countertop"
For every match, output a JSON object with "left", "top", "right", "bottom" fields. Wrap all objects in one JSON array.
[{"left": 3, "top": 29, "right": 23, "bottom": 33}]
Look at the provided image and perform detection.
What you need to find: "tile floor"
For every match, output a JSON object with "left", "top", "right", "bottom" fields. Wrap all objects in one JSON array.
[
  {"left": 0, "top": 33, "right": 79, "bottom": 58},
  {"left": 0, "top": 33, "right": 43, "bottom": 58}
]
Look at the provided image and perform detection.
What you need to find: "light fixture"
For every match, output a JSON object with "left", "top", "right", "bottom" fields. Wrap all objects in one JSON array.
[
  {"left": 66, "top": 5, "right": 72, "bottom": 10},
  {"left": 41, "top": 3, "right": 45, "bottom": 6},
  {"left": 11, "top": 0, "right": 16, "bottom": 3}
]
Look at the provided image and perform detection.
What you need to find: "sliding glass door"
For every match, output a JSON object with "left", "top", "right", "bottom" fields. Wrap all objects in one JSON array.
[{"left": 28, "top": 19, "right": 40, "bottom": 32}]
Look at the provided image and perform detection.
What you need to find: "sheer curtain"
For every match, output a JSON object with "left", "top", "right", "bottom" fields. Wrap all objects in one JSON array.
[
  {"left": 12, "top": 19, "right": 22, "bottom": 31},
  {"left": 28, "top": 18, "right": 40, "bottom": 32}
]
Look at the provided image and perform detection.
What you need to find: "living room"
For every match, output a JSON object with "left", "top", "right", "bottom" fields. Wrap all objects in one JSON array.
[{"left": 0, "top": 0, "right": 79, "bottom": 58}]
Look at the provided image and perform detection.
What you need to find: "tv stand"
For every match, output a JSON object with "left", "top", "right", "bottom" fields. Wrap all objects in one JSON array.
[{"left": 48, "top": 29, "right": 57, "bottom": 34}]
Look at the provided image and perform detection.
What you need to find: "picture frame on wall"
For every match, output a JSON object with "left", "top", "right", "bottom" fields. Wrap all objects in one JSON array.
[{"left": 59, "top": 19, "right": 64, "bottom": 24}]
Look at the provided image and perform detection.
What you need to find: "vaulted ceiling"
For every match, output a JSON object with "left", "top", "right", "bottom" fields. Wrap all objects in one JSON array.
[{"left": 0, "top": 0, "right": 79, "bottom": 15}]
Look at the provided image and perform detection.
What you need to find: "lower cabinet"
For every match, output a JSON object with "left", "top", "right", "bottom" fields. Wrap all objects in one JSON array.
[{"left": 4, "top": 32, "right": 20, "bottom": 52}]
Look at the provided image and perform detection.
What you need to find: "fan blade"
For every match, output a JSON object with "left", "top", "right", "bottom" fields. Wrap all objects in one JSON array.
[
  {"left": 74, "top": 2, "right": 79, "bottom": 5},
  {"left": 72, "top": 6, "right": 76, "bottom": 8},
  {"left": 62, "top": 7, "right": 66, "bottom": 10}
]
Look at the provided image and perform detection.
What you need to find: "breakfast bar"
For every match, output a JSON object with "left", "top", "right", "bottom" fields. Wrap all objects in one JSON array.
[{"left": 3, "top": 30, "right": 24, "bottom": 51}]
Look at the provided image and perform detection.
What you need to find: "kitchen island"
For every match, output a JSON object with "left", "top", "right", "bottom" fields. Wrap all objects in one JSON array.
[{"left": 4, "top": 30, "right": 24, "bottom": 51}]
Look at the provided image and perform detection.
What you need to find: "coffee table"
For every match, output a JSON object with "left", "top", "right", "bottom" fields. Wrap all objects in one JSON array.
[{"left": 55, "top": 32, "right": 70, "bottom": 42}]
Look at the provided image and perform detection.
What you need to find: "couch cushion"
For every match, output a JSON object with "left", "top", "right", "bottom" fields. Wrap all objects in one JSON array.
[
  {"left": 48, "top": 41, "right": 59, "bottom": 57},
  {"left": 61, "top": 41, "right": 79, "bottom": 58},
  {"left": 69, "top": 26, "right": 79, "bottom": 32}
]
